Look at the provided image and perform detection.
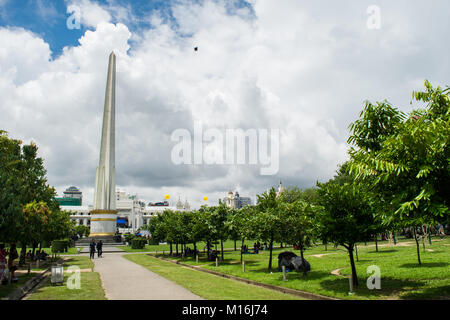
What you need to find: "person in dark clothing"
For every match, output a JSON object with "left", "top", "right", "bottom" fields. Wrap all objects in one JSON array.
[
  {"left": 89, "top": 239, "right": 96, "bottom": 259},
  {"left": 97, "top": 240, "right": 103, "bottom": 258}
]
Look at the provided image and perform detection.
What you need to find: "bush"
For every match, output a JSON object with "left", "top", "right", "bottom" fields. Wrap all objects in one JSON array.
[
  {"left": 124, "top": 233, "right": 134, "bottom": 243},
  {"left": 51, "top": 240, "right": 69, "bottom": 253},
  {"left": 130, "top": 237, "right": 147, "bottom": 249}
]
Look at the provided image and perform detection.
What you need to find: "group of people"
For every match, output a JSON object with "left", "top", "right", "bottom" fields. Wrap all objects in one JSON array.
[
  {"left": 241, "top": 242, "right": 269, "bottom": 254},
  {"left": 0, "top": 244, "right": 18, "bottom": 284},
  {"left": 89, "top": 239, "right": 103, "bottom": 259},
  {"left": 25, "top": 250, "right": 48, "bottom": 262}
]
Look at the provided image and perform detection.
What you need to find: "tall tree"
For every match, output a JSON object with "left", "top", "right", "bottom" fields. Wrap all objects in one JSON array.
[{"left": 349, "top": 81, "right": 449, "bottom": 264}]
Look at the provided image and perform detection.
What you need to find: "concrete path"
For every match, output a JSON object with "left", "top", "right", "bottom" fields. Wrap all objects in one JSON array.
[{"left": 93, "top": 253, "right": 203, "bottom": 300}]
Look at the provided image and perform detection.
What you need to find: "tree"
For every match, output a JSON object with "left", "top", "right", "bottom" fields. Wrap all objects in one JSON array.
[
  {"left": 280, "top": 200, "right": 318, "bottom": 276},
  {"left": 227, "top": 206, "right": 257, "bottom": 263},
  {"left": 254, "top": 188, "right": 284, "bottom": 271},
  {"left": 0, "top": 132, "right": 62, "bottom": 268},
  {"left": 0, "top": 131, "right": 23, "bottom": 244},
  {"left": 349, "top": 81, "right": 449, "bottom": 265},
  {"left": 317, "top": 169, "right": 379, "bottom": 287}
]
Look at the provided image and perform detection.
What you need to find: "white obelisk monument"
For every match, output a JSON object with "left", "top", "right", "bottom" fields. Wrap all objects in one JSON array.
[{"left": 89, "top": 52, "right": 118, "bottom": 237}]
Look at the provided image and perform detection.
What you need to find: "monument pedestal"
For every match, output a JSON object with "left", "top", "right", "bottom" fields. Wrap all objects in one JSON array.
[{"left": 89, "top": 209, "right": 118, "bottom": 238}]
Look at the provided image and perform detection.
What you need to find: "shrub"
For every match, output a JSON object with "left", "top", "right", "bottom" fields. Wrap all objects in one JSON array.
[
  {"left": 130, "top": 237, "right": 147, "bottom": 249},
  {"left": 51, "top": 240, "right": 69, "bottom": 253}
]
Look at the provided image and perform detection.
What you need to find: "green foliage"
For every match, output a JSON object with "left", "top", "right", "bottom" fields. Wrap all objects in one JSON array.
[
  {"left": 74, "top": 225, "right": 90, "bottom": 238},
  {"left": 51, "top": 239, "right": 70, "bottom": 253},
  {"left": 349, "top": 81, "right": 449, "bottom": 227},
  {"left": 130, "top": 237, "right": 147, "bottom": 249},
  {"left": 0, "top": 132, "right": 65, "bottom": 245}
]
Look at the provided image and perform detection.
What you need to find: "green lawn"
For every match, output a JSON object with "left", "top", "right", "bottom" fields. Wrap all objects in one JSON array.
[
  {"left": 61, "top": 256, "right": 94, "bottom": 271},
  {"left": 26, "top": 255, "right": 103, "bottom": 300},
  {"left": 118, "top": 239, "right": 256, "bottom": 253},
  {"left": 27, "top": 271, "right": 105, "bottom": 300},
  {"left": 0, "top": 273, "right": 37, "bottom": 299},
  {"left": 145, "top": 236, "right": 450, "bottom": 300},
  {"left": 124, "top": 254, "right": 303, "bottom": 300}
]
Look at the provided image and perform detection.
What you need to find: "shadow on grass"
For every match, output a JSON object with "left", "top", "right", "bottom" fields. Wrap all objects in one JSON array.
[
  {"left": 400, "top": 285, "right": 450, "bottom": 300},
  {"left": 320, "top": 276, "right": 425, "bottom": 299},
  {"left": 400, "top": 262, "right": 449, "bottom": 268},
  {"left": 366, "top": 249, "right": 399, "bottom": 254},
  {"left": 251, "top": 267, "right": 331, "bottom": 280}
]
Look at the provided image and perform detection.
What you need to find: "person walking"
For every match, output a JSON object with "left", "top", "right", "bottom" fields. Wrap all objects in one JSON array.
[
  {"left": 89, "top": 239, "right": 96, "bottom": 259},
  {"left": 97, "top": 240, "right": 103, "bottom": 258}
]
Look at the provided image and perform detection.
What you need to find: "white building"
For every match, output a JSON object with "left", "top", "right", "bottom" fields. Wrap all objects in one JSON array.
[
  {"left": 223, "top": 190, "right": 252, "bottom": 209},
  {"left": 63, "top": 189, "right": 191, "bottom": 233}
]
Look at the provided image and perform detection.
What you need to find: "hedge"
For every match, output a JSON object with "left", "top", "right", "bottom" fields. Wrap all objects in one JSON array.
[{"left": 130, "top": 237, "right": 147, "bottom": 249}]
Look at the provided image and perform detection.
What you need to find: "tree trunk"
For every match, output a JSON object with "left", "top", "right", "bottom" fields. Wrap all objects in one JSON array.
[
  {"left": 268, "top": 234, "right": 274, "bottom": 272},
  {"left": 19, "top": 244, "right": 27, "bottom": 266},
  {"left": 194, "top": 242, "right": 197, "bottom": 260},
  {"left": 413, "top": 228, "right": 421, "bottom": 265},
  {"left": 220, "top": 239, "right": 224, "bottom": 261},
  {"left": 176, "top": 243, "right": 178, "bottom": 256},
  {"left": 234, "top": 240, "right": 237, "bottom": 251},
  {"left": 375, "top": 235, "right": 378, "bottom": 252},
  {"left": 206, "top": 241, "right": 211, "bottom": 260},
  {"left": 348, "top": 245, "right": 359, "bottom": 287},
  {"left": 169, "top": 242, "right": 173, "bottom": 256},
  {"left": 240, "top": 239, "right": 244, "bottom": 263},
  {"left": 299, "top": 235, "right": 307, "bottom": 276},
  {"left": 280, "top": 242, "right": 283, "bottom": 248}
]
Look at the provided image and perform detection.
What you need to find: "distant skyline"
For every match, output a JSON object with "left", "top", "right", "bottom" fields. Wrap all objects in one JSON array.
[{"left": 0, "top": 0, "right": 449, "bottom": 208}]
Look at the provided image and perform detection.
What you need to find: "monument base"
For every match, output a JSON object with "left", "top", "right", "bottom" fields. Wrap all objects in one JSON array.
[{"left": 75, "top": 235, "right": 122, "bottom": 246}]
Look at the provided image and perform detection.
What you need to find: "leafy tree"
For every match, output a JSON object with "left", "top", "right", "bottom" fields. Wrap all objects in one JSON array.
[
  {"left": 254, "top": 188, "right": 284, "bottom": 271},
  {"left": 317, "top": 170, "right": 379, "bottom": 286},
  {"left": 349, "top": 81, "right": 449, "bottom": 264},
  {"left": 227, "top": 206, "right": 257, "bottom": 262},
  {"left": 280, "top": 200, "right": 318, "bottom": 276}
]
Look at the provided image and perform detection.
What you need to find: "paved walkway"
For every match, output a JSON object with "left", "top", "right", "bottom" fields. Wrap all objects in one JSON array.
[{"left": 93, "top": 253, "right": 203, "bottom": 300}]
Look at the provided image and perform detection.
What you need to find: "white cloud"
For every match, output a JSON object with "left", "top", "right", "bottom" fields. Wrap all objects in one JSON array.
[{"left": 0, "top": 0, "right": 449, "bottom": 208}]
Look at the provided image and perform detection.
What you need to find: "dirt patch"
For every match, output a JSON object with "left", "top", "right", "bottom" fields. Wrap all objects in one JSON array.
[
  {"left": 331, "top": 268, "right": 346, "bottom": 277},
  {"left": 311, "top": 253, "right": 338, "bottom": 258}
]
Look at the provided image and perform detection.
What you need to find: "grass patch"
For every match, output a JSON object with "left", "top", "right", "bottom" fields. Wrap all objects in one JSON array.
[
  {"left": 118, "top": 240, "right": 258, "bottom": 253},
  {"left": 124, "top": 254, "right": 303, "bottom": 300},
  {"left": 0, "top": 274, "right": 37, "bottom": 299},
  {"left": 61, "top": 256, "right": 94, "bottom": 271},
  {"left": 148, "top": 236, "right": 450, "bottom": 300},
  {"left": 27, "top": 271, "right": 105, "bottom": 300}
]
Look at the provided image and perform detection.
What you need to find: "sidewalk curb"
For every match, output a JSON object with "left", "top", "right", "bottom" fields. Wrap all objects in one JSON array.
[{"left": 148, "top": 254, "right": 339, "bottom": 301}]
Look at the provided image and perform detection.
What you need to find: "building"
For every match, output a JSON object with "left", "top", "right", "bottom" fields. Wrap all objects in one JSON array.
[
  {"left": 63, "top": 188, "right": 191, "bottom": 233},
  {"left": 223, "top": 190, "right": 252, "bottom": 209},
  {"left": 55, "top": 186, "right": 83, "bottom": 206},
  {"left": 276, "top": 180, "right": 285, "bottom": 198}
]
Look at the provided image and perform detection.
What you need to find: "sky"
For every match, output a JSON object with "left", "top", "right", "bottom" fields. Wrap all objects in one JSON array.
[{"left": 0, "top": 0, "right": 449, "bottom": 208}]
